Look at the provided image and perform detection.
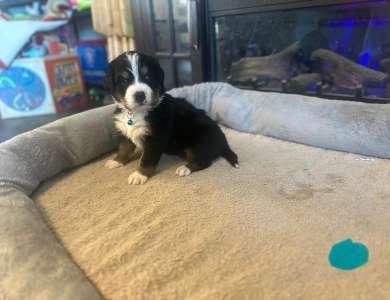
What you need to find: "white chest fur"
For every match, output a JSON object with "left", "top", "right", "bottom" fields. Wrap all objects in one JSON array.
[{"left": 115, "top": 110, "right": 149, "bottom": 149}]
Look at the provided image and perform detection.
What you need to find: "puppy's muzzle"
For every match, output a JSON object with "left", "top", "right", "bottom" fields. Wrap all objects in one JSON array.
[{"left": 134, "top": 91, "right": 146, "bottom": 104}]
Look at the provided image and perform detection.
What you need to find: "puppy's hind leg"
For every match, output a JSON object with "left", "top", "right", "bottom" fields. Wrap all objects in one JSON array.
[
  {"left": 175, "top": 161, "right": 212, "bottom": 177},
  {"left": 175, "top": 149, "right": 212, "bottom": 177}
]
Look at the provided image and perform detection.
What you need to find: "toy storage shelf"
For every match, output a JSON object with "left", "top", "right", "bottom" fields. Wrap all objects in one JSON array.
[{"left": 0, "top": 0, "right": 34, "bottom": 9}]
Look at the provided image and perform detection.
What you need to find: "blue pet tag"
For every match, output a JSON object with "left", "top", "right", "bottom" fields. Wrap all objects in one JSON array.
[{"left": 127, "top": 119, "right": 133, "bottom": 125}]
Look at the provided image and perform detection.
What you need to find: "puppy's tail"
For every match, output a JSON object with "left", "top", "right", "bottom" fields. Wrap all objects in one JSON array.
[{"left": 222, "top": 146, "right": 239, "bottom": 168}]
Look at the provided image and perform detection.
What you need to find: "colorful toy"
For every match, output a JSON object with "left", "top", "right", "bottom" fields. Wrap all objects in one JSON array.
[
  {"left": 0, "top": 53, "right": 87, "bottom": 119},
  {"left": 0, "top": 67, "right": 46, "bottom": 112},
  {"left": 77, "top": 0, "right": 91, "bottom": 11},
  {"left": 25, "top": 1, "right": 44, "bottom": 17},
  {"left": 0, "top": 0, "right": 71, "bottom": 21},
  {"left": 46, "top": 55, "right": 86, "bottom": 110},
  {"left": 20, "top": 33, "right": 68, "bottom": 58},
  {"left": 88, "top": 87, "right": 107, "bottom": 101},
  {"left": 56, "top": 25, "right": 72, "bottom": 48},
  {"left": 74, "top": 40, "right": 109, "bottom": 85},
  {"left": 0, "top": 17, "right": 68, "bottom": 70},
  {"left": 68, "top": 0, "right": 78, "bottom": 9}
]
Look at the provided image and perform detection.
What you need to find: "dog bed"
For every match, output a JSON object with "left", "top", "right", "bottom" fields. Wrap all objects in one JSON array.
[{"left": 1, "top": 83, "right": 390, "bottom": 299}]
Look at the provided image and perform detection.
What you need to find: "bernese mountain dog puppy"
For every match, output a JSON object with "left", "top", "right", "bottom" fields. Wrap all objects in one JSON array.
[{"left": 103, "top": 51, "right": 238, "bottom": 185}]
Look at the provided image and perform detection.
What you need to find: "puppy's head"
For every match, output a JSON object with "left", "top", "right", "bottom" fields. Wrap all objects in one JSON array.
[{"left": 104, "top": 51, "right": 165, "bottom": 111}]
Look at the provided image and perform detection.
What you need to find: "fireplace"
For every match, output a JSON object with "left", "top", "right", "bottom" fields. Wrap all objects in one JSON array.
[{"left": 210, "top": 0, "right": 390, "bottom": 103}]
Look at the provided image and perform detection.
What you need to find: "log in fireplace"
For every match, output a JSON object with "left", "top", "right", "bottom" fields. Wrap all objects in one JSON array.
[{"left": 208, "top": 0, "right": 390, "bottom": 103}]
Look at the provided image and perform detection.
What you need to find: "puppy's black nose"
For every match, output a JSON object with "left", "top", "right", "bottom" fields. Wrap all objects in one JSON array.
[{"left": 134, "top": 91, "right": 146, "bottom": 104}]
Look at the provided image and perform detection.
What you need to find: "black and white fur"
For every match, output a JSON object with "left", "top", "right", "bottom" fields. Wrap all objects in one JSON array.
[{"left": 103, "top": 51, "right": 238, "bottom": 185}]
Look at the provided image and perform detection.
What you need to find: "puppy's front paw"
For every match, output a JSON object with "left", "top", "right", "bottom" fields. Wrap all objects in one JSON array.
[
  {"left": 175, "top": 165, "right": 192, "bottom": 177},
  {"left": 128, "top": 171, "right": 148, "bottom": 185},
  {"left": 105, "top": 159, "right": 123, "bottom": 169}
]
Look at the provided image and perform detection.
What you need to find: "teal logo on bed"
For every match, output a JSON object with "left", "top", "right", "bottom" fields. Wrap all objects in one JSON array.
[{"left": 328, "top": 239, "right": 369, "bottom": 271}]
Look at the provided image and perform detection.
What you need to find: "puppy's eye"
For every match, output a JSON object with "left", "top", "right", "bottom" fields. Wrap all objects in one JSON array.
[
  {"left": 145, "top": 74, "right": 152, "bottom": 80},
  {"left": 120, "top": 79, "right": 128, "bottom": 85}
]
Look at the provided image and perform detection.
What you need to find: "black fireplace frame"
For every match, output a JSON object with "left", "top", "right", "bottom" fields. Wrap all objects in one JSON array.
[{"left": 206, "top": 0, "right": 390, "bottom": 103}]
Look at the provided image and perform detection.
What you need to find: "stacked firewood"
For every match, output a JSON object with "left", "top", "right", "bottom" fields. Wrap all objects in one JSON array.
[{"left": 228, "top": 30, "right": 390, "bottom": 95}]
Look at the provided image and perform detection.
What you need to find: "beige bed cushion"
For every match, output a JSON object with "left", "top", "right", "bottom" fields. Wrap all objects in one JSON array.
[{"left": 33, "top": 126, "right": 390, "bottom": 299}]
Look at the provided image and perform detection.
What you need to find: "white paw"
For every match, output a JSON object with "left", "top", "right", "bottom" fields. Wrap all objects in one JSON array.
[
  {"left": 105, "top": 159, "right": 123, "bottom": 169},
  {"left": 104, "top": 159, "right": 123, "bottom": 169},
  {"left": 128, "top": 171, "right": 148, "bottom": 185},
  {"left": 175, "top": 165, "right": 192, "bottom": 177}
]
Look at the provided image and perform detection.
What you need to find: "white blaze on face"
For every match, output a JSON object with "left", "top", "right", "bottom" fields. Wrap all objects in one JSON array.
[
  {"left": 127, "top": 52, "right": 139, "bottom": 83},
  {"left": 125, "top": 52, "right": 154, "bottom": 110}
]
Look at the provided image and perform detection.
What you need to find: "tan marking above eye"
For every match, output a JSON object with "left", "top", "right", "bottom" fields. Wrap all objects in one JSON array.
[
  {"left": 120, "top": 71, "right": 130, "bottom": 79},
  {"left": 140, "top": 66, "right": 149, "bottom": 76}
]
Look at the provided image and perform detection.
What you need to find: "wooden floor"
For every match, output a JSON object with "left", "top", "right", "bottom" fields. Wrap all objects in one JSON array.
[{"left": 0, "top": 107, "right": 96, "bottom": 144}]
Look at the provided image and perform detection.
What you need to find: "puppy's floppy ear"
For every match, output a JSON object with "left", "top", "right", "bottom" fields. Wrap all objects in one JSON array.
[
  {"left": 103, "top": 61, "right": 116, "bottom": 95},
  {"left": 149, "top": 56, "right": 166, "bottom": 94},
  {"left": 157, "top": 64, "right": 166, "bottom": 94}
]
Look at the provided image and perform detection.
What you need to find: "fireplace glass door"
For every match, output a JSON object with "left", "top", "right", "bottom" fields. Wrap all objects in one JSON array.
[
  {"left": 213, "top": 1, "right": 390, "bottom": 102},
  {"left": 131, "top": 0, "right": 206, "bottom": 90}
]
